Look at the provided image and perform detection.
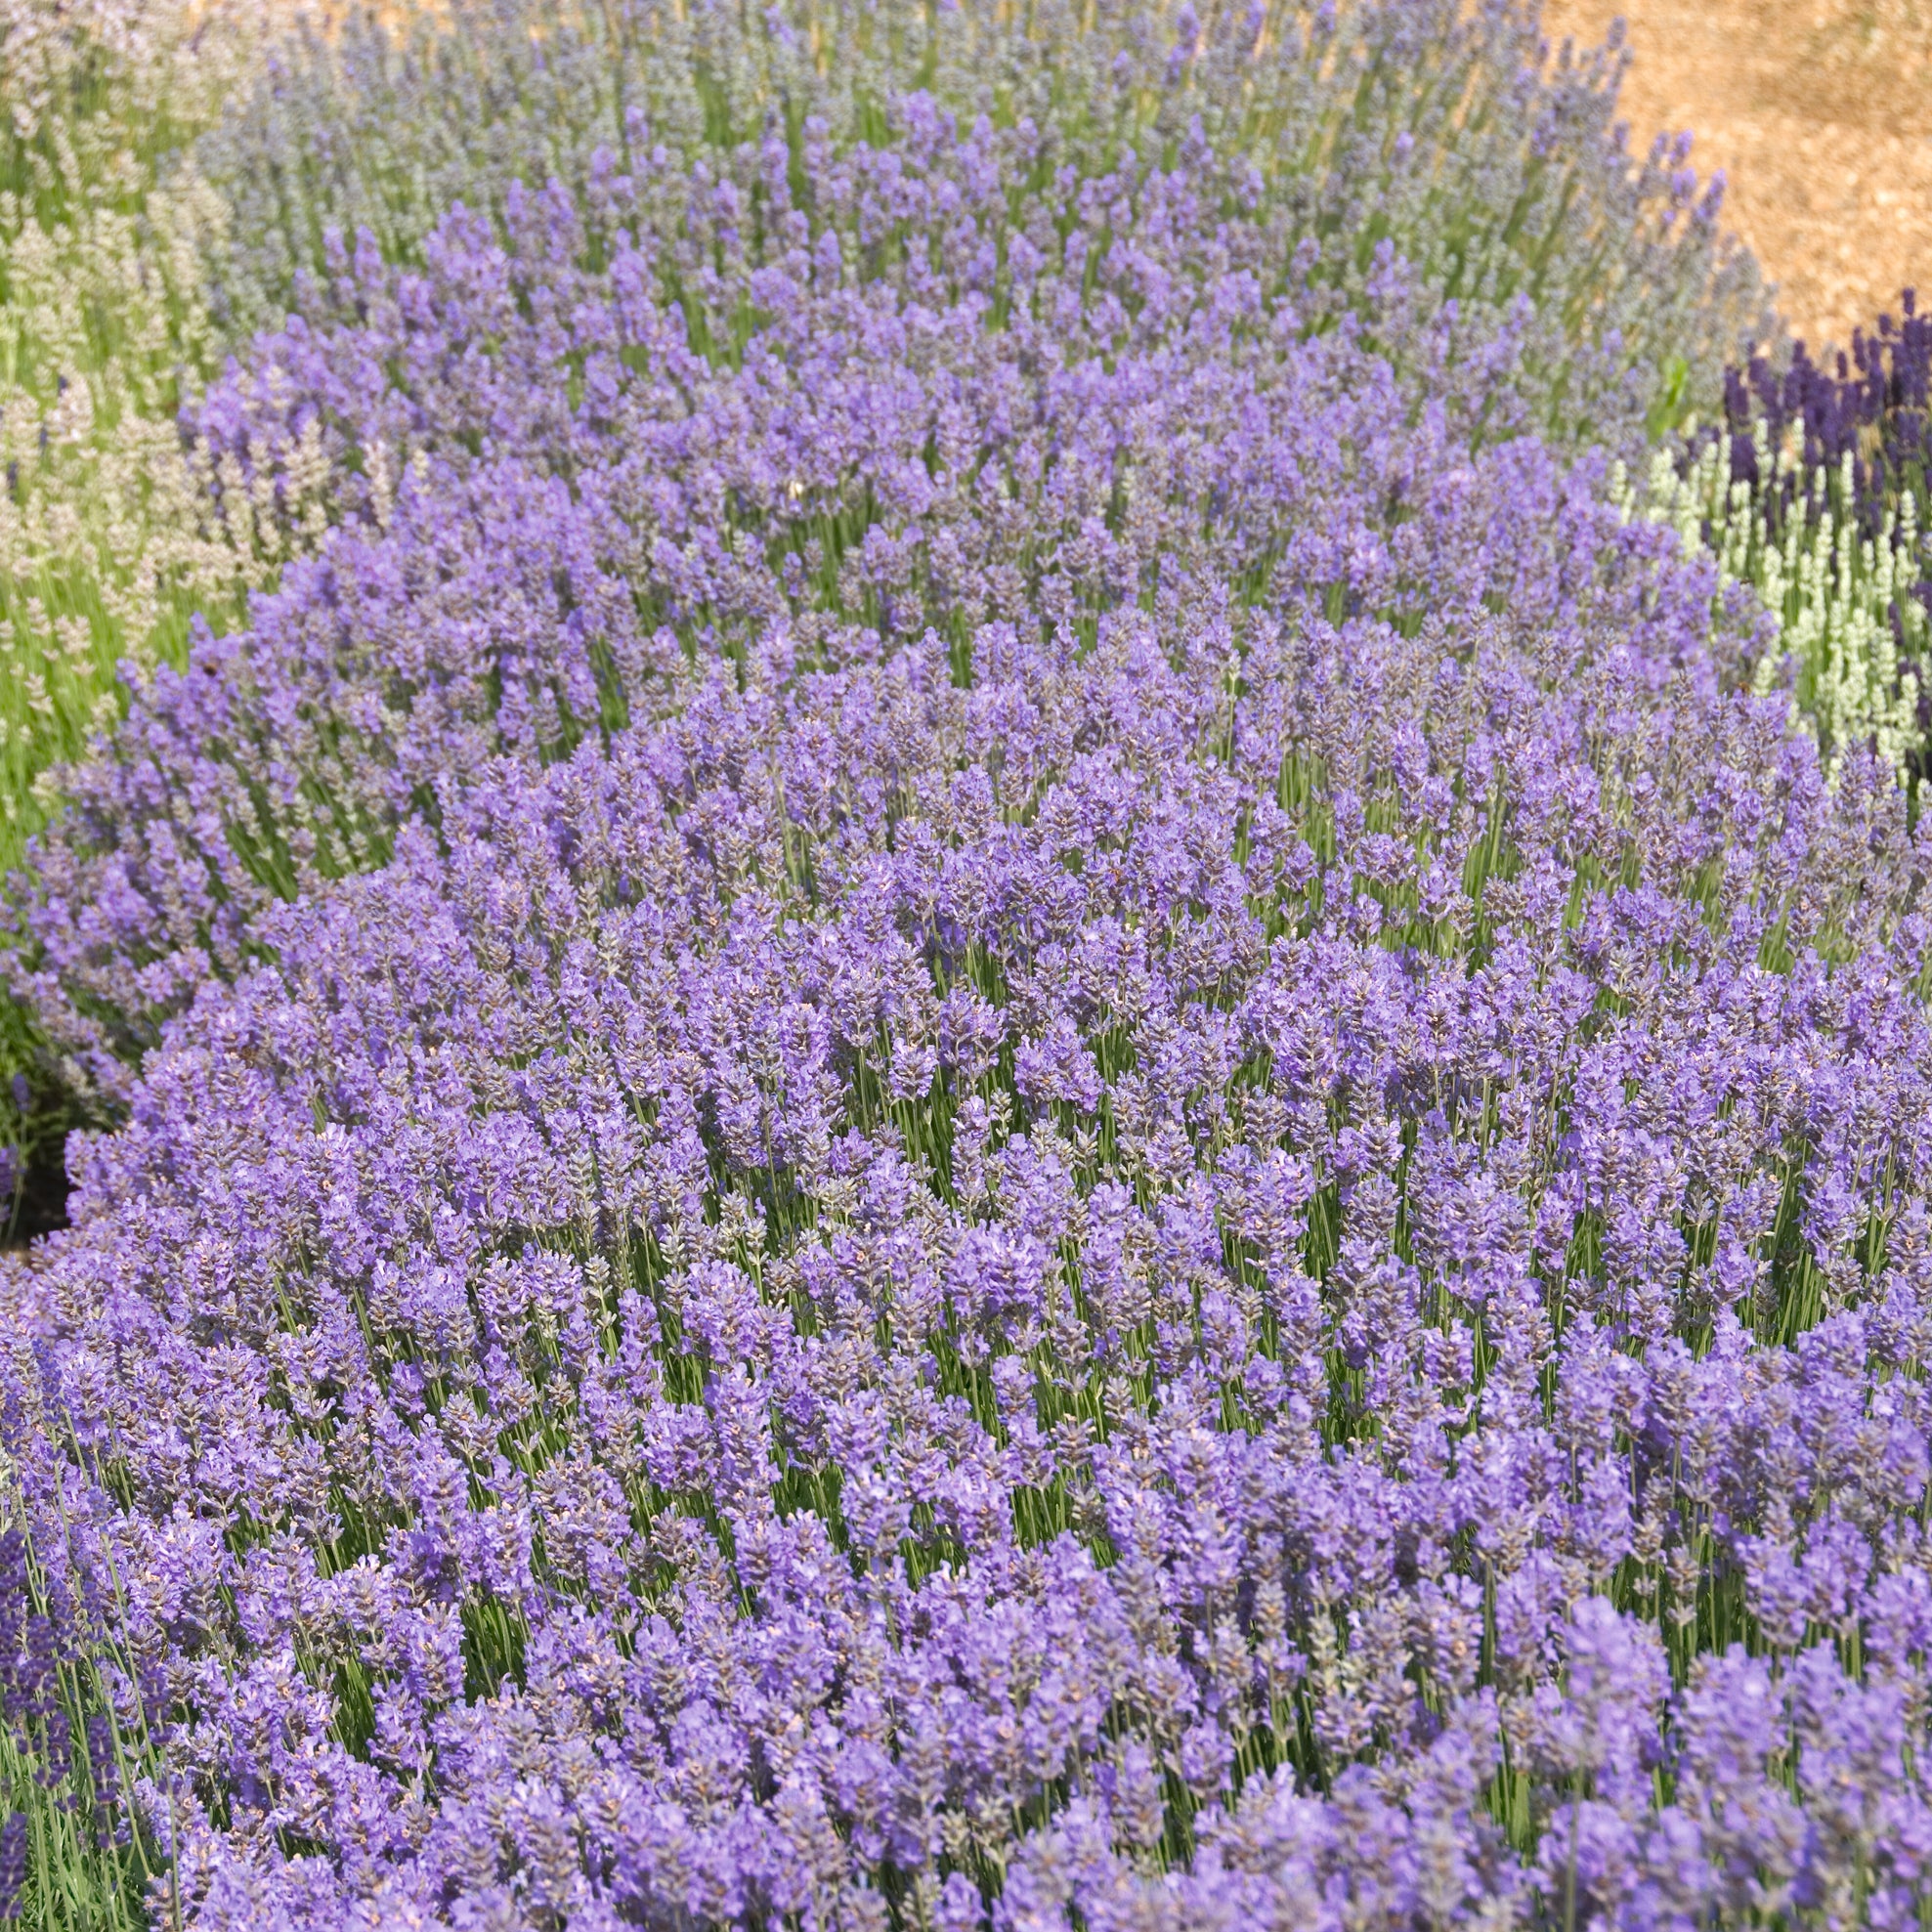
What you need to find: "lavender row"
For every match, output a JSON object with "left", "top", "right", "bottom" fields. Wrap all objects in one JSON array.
[
  {"left": 193, "top": 0, "right": 1766, "bottom": 448},
  {"left": 1, "top": 0, "right": 1770, "bottom": 1216},
  {"left": 1, "top": 8, "right": 1911, "bottom": 1927},
  {"left": 14, "top": 152, "right": 1708, "bottom": 1109},
  {"left": 7, "top": 414, "right": 1932, "bottom": 1922},
  {"left": 0, "top": 0, "right": 1769, "bottom": 1205}
]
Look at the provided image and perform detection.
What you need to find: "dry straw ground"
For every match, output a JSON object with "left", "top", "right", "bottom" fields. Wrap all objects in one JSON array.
[{"left": 1544, "top": 0, "right": 1932, "bottom": 352}]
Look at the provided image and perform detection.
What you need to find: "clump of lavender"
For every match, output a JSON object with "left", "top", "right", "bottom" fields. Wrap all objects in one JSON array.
[
  {"left": 0, "top": 1518, "right": 158, "bottom": 1930},
  {"left": 1630, "top": 291, "right": 1932, "bottom": 782},
  {"left": 0, "top": 0, "right": 1770, "bottom": 1211},
  {"left": 0, "top": 0, "right": 287, "bottom": 1224},
  {"left": 10, "top": 39, "right": 1774, "bottom": 1114},
  {"left": 5, "top": 445, "right": 1930, "bottom": 1925},
  {"left": 13, "top": 9, "right": 1905, "bottom": 1927},
  {"left": 193, "top": 0, "right": 1768, "bottom": 451}
]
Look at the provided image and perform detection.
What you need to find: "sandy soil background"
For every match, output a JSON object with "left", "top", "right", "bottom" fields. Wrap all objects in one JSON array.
[{"left": 1543, "top": 0, "right": 1932, "bottom": 352}]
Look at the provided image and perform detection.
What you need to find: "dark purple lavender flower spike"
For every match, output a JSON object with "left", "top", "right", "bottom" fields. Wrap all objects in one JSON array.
[
  {"left": 1725, "top": 289, "right": 1932, "bottom": 539},
  {"left": 0, "top": 1812, "right": 25, "bottom": 1921}
]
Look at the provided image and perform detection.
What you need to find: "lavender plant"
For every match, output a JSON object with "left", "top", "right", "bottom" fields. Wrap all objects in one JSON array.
[
  {"left": 4, "top": 522, "right": 1930, "bottom": 1922},
  {"left": 194, "top": 0, "right": 1768, "bottom": 451},
  {"left": 1636, "top": 292, "right": 1932, "bottom": 783},
  {"left": 10, "top": 59, "right": 1769, "bottom": 1113},
  {"left": 0, "top": 0, "right": 1771, "bottom": 1216},
  {"left": 0, "top": 0, "right": 283, "bottom": 1221},
  {"left": 10, "top": 8, "right": 1903, "bottom": 1927}
]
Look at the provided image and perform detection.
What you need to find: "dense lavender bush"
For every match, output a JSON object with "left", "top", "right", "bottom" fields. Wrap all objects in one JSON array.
[
  {"left": 194, "top": 0, "right": 1768, "bottom": 450},
  {"left": 13, "top": 7, "right": 1919, "bottom": 1928},
  {"left": 6, "top": 489, "right": 1932, "bottom": 1922},
  {"left": 0, "top": 0, "right": 1774, "bottom": 1206},
  {"left": 6, "top": 164, "right": 1658, "bottom": 1105}
]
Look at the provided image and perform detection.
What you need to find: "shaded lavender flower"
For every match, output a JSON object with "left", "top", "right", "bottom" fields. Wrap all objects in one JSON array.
[{"left": 0, "top": 1812, "right": 24, "bottom": 1921}]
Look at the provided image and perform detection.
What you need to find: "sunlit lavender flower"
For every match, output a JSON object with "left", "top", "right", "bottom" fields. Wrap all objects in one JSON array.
[{"left": 0, "top": 6, "right": 1916, "bottom": 1930}]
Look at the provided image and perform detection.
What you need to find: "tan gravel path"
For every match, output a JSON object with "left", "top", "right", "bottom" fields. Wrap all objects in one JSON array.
[{"left": 1543, "top": 0, "right": 1932, "bottom": 351}]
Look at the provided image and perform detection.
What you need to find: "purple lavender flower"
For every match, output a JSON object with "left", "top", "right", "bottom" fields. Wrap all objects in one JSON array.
[
  {"left": 0, "top": 1813, "right": 24, "bottom": 1921},
  {"left": 0, "top": 541, "right": 1926, "bottom": 1921},
  {"left": 0, "top": 8, "right": 1913, "bottom": 1927}
]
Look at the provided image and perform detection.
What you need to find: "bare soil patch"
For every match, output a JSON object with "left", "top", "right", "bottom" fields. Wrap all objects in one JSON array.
[{"left": 1544, "top": 0, "right": 1932, "bottom": 352}]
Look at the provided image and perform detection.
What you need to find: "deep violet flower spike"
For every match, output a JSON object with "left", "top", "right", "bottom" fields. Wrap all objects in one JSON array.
[{"left": 0, "top": 1814, "right": 23, "bottom": 1922}]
